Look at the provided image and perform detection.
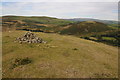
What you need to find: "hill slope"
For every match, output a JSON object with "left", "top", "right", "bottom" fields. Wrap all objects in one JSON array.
[
  {"left": 65, "top": 18, "right": 119, "bottom": 28},
  {"left": 2, "top": 31, "right": 118, "bottom": 78},
  {"left": 2, "top": 16, "right": 74, "bottom": 32},
  {"left": 2, "top": 16, "right": 73, "bottom": 27},
  {"left": 60, "top": 21, "right": 113, "bottom": 36},
  {"left": 2, "top": 16, "right": 115, "bottom": 34}
]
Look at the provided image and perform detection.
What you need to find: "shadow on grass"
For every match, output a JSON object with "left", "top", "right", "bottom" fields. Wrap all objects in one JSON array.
[{"left": 11, "top": 57, "right": 32, "bottom": 69}]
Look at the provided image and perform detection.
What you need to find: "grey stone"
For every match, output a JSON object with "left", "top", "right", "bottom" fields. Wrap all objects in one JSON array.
[{"left": 15, "top": 32, "right": 45, "bottom": 44}]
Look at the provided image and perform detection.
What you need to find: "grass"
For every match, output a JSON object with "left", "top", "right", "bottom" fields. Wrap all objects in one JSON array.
[
  {"left": 2, "top": 16, "right": 73, "bottom": 27},
  {"left": 102, "top": 37, "right": 116, "bottom": 40},
  {"left": 2, "top": 30, "right": 118, "bottom": 78},
  {"left": 11, "top": 57, "right": 32, "bottom": 69},
  {"left": 89, "top": 37, "right": 98, "bottom": 40},
  {"left": 60, "top": 21, "right": 113, "bottom": 36}
]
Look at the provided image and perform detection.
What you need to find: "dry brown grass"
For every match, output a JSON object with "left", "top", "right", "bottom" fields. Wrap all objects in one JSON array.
[{"left": 2, "top": 30, "right": 118, "bottom": 78}]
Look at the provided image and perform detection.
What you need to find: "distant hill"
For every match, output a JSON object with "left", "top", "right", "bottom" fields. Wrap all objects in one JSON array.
[
  {"left": 2, "top": 16, "right": 116, "bottom": 35},
  {"left": 2, "top": 16, "right": 73, "bottom": 26},
  {"left": 64, "top": 18, "right": 118, "bottom": 27},
  {"left": 2, "top": 16, "right": 74, "bottom": 32},
  {"left": 60, "top": 21, "right": 113, "bottom": 36}
]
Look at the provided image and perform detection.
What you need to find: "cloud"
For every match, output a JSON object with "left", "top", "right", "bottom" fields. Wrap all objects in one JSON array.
[
  {"left": 1, "top": 0, "right": 119, "bottom": 2},
  {"left": 2, "top": 2, "right": 118, "bottom": 20}
]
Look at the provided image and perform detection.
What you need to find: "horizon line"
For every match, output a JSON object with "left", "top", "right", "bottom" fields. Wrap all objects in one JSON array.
[{"left": 1, "top": 15, "right": 118, "bottom": 21}]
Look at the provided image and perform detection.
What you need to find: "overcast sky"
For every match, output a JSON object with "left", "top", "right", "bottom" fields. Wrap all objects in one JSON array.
[
  {"left": 1, "top": 1, "right": 118, "bottom": 20},
  {"left": 1, "top": 0, "right": 119, "bottom": 2}
]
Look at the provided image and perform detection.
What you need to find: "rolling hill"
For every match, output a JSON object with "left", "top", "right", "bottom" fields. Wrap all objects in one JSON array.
[
  {"left": 65, "top": 18, "right": 118, "bottom": 25},
  {"left": 65, "top": 18, "right": 119, "bottom": 28},
  {"left": 2, "top": 16, "right": 119, "bottom": 46},
  {"left": 2, "top": 16, "right": 73, "bottom": 27},
  {"left": 2, "top": 30, "right": 118, "bottom": 78},
  {"left": 60, "top": 21, "right": 113, "bottom": 36},
  {"left": 2, "top": 16, "right": 114, "bottom": 34},
  {"left": 2, "top": 15, "right": 118, "bottom": 78},
  {"left": 2, "top": 16, "right": 74, "bottom": 32}
]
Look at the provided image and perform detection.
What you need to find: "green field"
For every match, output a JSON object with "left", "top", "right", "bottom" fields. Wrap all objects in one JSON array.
[{"left": 2, "top": 30, "right": 118, "bottom": 78}]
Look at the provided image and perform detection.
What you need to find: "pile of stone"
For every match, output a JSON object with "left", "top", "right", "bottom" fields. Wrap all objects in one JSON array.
[{"left": 15, "top": 32, "right": 45, "bottom": 43}]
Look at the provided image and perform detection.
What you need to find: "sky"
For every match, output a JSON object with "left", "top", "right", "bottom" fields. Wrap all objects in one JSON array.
[
  {"left": 1, "top": 0, "right": 119, "bottom": 2},
  {"left": 1, "top": 1, "right": 119, "bottom": 20}
]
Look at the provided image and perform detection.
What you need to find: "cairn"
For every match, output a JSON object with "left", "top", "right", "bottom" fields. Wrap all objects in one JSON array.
[{"left": 15, "top": 32, "right": 45, "bottom": 43}]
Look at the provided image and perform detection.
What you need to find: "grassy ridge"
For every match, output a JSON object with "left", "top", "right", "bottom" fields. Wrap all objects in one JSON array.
[
  {"left": 2, "top": 16, "right": 73, "bottom": 26},
  {"left": 2, "top": 31, "right": 118, "bottom": 78},
  {"left": 2, "top": 16, "right": 74, "bottom": 33},
  {"left": 60, "top": 21, "right": 113, "bottom": 36}
]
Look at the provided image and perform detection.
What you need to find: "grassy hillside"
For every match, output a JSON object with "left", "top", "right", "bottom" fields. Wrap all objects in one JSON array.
[
  {"left": 2, "top": 16, "right": 73, "bottom": 26},
  {"left": 2, "top": 30, "right": 118, "bottom": 78},
  {"left": 2, "top": 16, "right": 74, "bottom": 33},
  {"left": 60, "top": 21, "right": 113, "bottom": 36},
  {"left": 2, "top": 16, "right": 119, "bottom": 46},
  {"left": 2, "top": 16, "right": 115, "bottom": 34}
]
